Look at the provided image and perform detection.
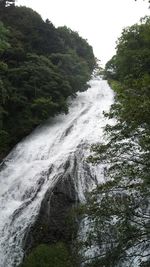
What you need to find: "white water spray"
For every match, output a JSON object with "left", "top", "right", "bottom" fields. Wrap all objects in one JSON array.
[{"left": 0, "top": 79, "right": 114, "bottom": 266}]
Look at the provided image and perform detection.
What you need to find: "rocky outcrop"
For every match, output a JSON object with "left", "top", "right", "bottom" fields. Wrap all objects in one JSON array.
[{"left": 23, "top": 175, "right": 78, "bottom": 255}]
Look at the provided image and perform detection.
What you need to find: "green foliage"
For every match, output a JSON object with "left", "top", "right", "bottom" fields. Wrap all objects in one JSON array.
[
  {"left": 79, "top": 16, "right": 150, "bottom": 267},
  {"left": 105, "top": 16, "right": 150, "bottom": 82},
  {"left": 21, "top": 243, "right": 75, "bottom": 267},
  {"left": 50, "top": 51, "right": 91, "bottom": 94},
  {"left": 57, "top": 26, "right": 96, "bottom": 72},
  {"left": 0, "top": 21, "right": 10, "bottom": 52},
  {"left": 81, "top": 180, "right": 150, "bottom": 267},
  {"left": 0, "top": 5, "right": 96, "bottom": 159},
  {"left": 0, "top": 129, "right": 9, "bottom": 151}
]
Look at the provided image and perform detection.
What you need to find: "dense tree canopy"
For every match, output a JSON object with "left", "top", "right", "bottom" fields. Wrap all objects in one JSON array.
[
  {"left": 0, "top": 5, "right": 96, "bottom": 160},
  {"left": 21, "top": 243, "right": 75, "bottom": 267}
]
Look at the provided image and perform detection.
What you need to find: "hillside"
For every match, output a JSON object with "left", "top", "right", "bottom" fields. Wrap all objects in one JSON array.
[{"left": 0, "top": 0, "right": 96, "bottom": 160}]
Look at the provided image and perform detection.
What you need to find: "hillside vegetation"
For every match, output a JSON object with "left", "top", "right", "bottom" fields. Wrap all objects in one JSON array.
[
  {"left": 79, "top": 16, "right": 150, "bottom": 267},
  {"left": 0, "top": 1, "right": 96, "bottom": 160}
]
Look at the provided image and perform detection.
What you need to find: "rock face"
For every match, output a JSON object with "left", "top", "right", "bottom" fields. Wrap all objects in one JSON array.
[
  {"left": 23, "top": 175, "right": 78, "bottom": 255},
  {"left": 22, "top": 147, "right": 96, "bottom": 258}
]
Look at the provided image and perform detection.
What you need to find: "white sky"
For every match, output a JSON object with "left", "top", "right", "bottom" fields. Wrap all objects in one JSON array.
[{"left": 17, "top": 0, "right": 149, "bottom": 66}]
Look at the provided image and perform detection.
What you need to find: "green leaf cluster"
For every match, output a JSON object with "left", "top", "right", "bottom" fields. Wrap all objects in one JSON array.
[{"left": 21, "top": 243, "right": 75, "bottom": 267}]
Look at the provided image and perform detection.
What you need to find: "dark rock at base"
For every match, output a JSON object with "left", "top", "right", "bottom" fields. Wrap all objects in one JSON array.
[{"left": 23, "top": 175, "right": 78, "bottom": 256}]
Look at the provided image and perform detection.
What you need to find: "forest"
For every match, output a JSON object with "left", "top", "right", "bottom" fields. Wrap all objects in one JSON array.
[
  {"left": 0, "top": 0, "right": 96, "bottom": 160},
  {"left": 0, "top": 1, "right": 149, "bottom": 267}
]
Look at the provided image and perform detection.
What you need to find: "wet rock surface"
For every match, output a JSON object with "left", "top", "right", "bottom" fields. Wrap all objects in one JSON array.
[{"left": 23, "top": 175, "right": 78, "bottom": 255}]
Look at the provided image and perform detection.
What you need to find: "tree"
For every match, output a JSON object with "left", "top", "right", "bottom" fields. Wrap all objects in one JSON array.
[
  {"left": 0, "top": 22, "right": 10, "bottom": 51},
  {"left": 105, "top": 17, "right": 150, "bottom": 82},
  {"left": 0, "top": 5, "right": 95, "bottom": 159},
  {"left": 78, "top": 16, "right": 150, "bottom": 267}
]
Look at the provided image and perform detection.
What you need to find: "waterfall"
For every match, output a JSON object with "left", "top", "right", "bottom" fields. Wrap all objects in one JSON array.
[{"left": 0, "top": 79, "right": 114, "bottom": 267}]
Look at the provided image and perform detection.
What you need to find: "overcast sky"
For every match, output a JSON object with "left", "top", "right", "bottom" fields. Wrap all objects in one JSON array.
[{"left": 17, "top": 0, "right": 149, "bottom": 66}]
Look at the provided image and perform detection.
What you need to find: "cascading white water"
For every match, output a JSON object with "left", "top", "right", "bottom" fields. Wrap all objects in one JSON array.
[{"left": 0, "top": 79, "right": 114, "bottom": 267}]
